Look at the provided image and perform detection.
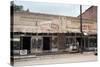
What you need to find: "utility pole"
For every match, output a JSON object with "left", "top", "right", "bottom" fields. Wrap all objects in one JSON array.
[
  {"left": 80, "top": 5, "right": 83, "bottom": 53},
  {"left": 80, "top": 5, "right": 82, "bottom": 33}
]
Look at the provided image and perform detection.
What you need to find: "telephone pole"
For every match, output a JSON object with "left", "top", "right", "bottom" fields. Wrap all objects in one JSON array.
[{"left": 80, "top": 5, "right": 83, "bottom": 53}]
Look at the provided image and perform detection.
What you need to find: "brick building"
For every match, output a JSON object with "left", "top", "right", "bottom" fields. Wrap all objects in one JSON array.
[
  {"left": 11, "top": 5, "right": 97, "bottom": 56},
  {"left": 78, "top": 6, "right": 97, "bottom": 20}
]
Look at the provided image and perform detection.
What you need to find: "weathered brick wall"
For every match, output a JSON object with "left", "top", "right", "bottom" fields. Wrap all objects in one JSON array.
[
  {"left": 78, "top": 6, "right": 97, "bottom": 20},
  {"left": 13, "top": 11, "right": 96, "bottom": 34}
]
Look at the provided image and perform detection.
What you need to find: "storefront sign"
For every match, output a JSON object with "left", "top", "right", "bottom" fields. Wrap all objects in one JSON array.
[{"left": 20, "top": 50, "right": 27, "bottom": 55}]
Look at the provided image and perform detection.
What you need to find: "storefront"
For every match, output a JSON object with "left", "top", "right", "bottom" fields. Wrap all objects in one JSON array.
[{"left": 11, "top": 32, "right": 97, "bottom": 56}]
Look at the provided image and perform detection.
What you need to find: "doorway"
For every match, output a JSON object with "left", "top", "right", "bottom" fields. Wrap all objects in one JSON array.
[
  {"left": 22, "top": 37, "right": 31, "bottom": 53},
  {"left": 76, "top": 37, "right": 84, "bottom": 51},
  {"left": 43, "top": 37, "right": 51, "bottom": 50}
]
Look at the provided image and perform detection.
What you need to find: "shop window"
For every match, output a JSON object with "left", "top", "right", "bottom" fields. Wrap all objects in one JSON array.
[
  {"left": 12, "top": 38, "right": 20, "bottom": 50},
  {"left": 52, "top": 37, "right": 57, "bottom": 48},
  {"left": 37, "top": 39, "right": 42, "bottom": 48},
  {"left": 32, "top": 39, "right": 37, "bottom": 48},
  {"left": 32, "top": 38, "right": 42, "bottom": 50},
  {"left": 51, "top": 37, "right": 58, "bottom": 51},
  {"left": 89, "top": 38, "right": 97, "bottom": 47},
  {"left": 65, "top": 37, "right": 79, "bottom": 48}
]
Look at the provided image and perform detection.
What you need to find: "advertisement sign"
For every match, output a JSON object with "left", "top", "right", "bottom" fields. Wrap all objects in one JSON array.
[{"left": 20, "top": 50, "right": 27, "bottom": 55}]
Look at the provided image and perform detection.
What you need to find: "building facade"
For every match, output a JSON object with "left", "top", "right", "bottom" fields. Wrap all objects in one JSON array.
[
  {"left": 11, "top": 10, "right": 97, "bottom": 55},
  {"left": 78, "top": 6, "right": 97, "bottom": 20}
]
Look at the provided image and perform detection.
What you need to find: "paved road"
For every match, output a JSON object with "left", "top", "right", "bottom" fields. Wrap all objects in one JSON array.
[{"left": 14, "top": 52, "right": 97, "bottom": 66}]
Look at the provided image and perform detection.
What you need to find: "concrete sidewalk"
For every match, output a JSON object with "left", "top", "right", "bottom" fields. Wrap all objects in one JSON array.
[
  {"left": 13, "top": 55, "right": 36, "bottom": 59},
  {"left": 13, "top": 51, "right": 95, "bottom": 60},
  {"left": 14, "top": 52, "right": 97, "bottom": 66}
]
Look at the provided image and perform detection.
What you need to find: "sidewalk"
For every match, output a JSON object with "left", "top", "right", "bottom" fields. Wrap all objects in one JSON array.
[
  {"left": 13, "top": 55, "right": 36, "bottom": 59},
  {"left": 14, "top": 52, "right": 97, "bottom": 66},
  {"left": 13, "top": 51, "right": 95, "bottom": 59}
]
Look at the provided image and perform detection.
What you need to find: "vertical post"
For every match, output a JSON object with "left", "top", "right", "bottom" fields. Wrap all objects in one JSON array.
[
  {"left": 36, "top": 19, "right": 38, "bottom": 52},
  {"left": 80, "top": 5, "right": 83, "bottom": 53},
  {"left": 80, "top": 5, "right": 82, "bottom": 34},
  {"left": 31, "top": 37, "right": 32, "bottom": 53},
  {"left": 10, "top": 1, "right": 14, "bottom": 66}
]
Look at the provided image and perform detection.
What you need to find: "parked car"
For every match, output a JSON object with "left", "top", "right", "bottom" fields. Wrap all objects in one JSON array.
[{"left": 68, "top": 43, "right": 79, "bottom": 53}]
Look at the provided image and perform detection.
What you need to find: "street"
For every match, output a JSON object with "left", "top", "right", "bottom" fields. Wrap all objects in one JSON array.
[{"left": 14, "top": 52, "right": 97, "bottom": 66}]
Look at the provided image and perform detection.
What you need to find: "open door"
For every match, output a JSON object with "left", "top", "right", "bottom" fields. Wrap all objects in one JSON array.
[
  {"left": 43, "top": 37, "right": 51, "bottom": 50},
  {"left": 21, "top": 37, "right": 31, "bottom": 54}
]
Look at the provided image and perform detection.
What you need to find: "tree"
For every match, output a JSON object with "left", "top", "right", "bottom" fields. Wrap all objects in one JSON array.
[
  {"left": 14, "top": 5, "right": 23, "bottom": 11},
  {"left": 10, "top": 1, "right": 23, "bottom": 11}
]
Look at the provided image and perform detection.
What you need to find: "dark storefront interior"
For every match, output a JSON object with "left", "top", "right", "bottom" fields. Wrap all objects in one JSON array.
[
  {"left": 43, "top": 37, "right": 51, "bottom": 50},
  {"left": 21, "top": 37, "right": 31, "bottom": 53}
]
